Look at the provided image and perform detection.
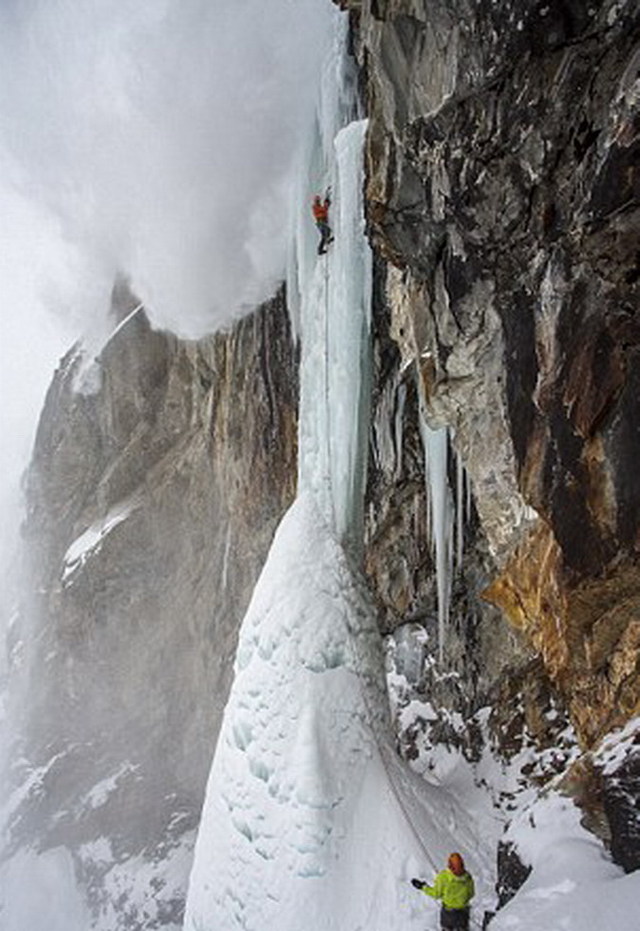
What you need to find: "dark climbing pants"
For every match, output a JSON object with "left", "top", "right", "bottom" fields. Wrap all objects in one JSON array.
[
  {"left": 316, "top": 219, "right": 332, "bottom": 254},
  {"left": 440, "top": 905, "right": 470, "bottom": 930}
]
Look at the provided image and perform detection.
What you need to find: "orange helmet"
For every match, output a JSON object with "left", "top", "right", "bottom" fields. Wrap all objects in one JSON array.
[{"left": 448, "top": 852, "right": 465, "bottom": 875}]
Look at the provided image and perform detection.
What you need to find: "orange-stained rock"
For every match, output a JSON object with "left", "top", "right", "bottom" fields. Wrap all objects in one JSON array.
[{"left": 484, "top": 518, "right": 640, "bottom": 745}]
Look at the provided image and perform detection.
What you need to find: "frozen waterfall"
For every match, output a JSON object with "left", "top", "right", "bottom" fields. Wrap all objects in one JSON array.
[
  {"left": 183, "top": 16, "right": 472, "bottom": 931},
  {"left": 183, "top": 493, "right": 476, "bottom": 931},
  {"left": 296, "top": 118, "right": 372, "bottom": 552}
]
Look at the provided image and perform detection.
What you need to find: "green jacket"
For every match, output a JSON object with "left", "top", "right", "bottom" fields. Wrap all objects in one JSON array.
[{"left": 421, "top": 868, "right": 474, "bottom": 909}]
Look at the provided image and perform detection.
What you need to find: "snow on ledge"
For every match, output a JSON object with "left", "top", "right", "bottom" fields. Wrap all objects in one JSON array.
[{"left": 62, "top": 497, "right": 140, "bottom": 584}]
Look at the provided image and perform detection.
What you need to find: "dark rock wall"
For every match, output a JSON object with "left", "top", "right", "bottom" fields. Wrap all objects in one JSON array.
[
  {"left": 335, "top": 0, "right": 640, "bottom": 896},
  {"left": 8, "top": 284, "right": 298, "bottom": 924},
  {"left": 343, "top": 0, "right": 640, "bottom": 748},
  {"left": 364, "top": 258, "right": 529, "bottom": 710}
]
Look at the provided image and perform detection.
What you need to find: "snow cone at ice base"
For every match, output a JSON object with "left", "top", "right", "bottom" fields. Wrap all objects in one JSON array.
[{"left": 182, "top": 496, "right": 481, "bottom": 931}]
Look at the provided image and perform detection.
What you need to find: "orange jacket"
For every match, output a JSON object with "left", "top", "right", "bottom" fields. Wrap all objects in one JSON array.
[{"left": 312, "top": 198, "right": 330, "bottom": 222}]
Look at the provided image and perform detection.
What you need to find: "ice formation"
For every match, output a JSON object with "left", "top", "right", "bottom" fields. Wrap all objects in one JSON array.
[
  {"left": 418, "top": 414, "right": 452, "bottom": 664},
  {"left": 183, "top": 16, "right": 472, "bottom": 931},
  {"left": 183, "top": 495, "right": 480, "bottom": 931},
  {"left": 290, "top": 17, "right": 370, "bottom": 552},
  {"left": 416, "top": 401, "right": 470, "bottom": 662},
  {"left": 296, "top": 117, "right": 372, "bottom": 551}
]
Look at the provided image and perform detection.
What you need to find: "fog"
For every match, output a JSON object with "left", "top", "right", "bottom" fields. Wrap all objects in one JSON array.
[
  {"left": 0, "top": 0, "right": 335, "bottom": 601},
  {"left": 0, "top": 183, "right": 77, "bottom": 606},
  {"left": 0, "top": 0, "right": 334, "bottom": 336}
]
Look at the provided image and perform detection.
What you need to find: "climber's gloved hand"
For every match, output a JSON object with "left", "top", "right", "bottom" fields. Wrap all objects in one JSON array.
[{"left": 411, "top": 878, "right": 425, "bottom": 889}]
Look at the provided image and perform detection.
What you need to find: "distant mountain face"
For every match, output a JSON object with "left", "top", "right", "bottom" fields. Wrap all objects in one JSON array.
[{"left": 3, "top": 283, "right": 298, "bottom": 928}]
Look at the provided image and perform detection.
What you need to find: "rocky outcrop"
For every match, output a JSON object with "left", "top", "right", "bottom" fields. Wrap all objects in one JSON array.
[
  {"left": 364, "top": 267, "right": 530, "bottom": 709},
  {"left": 5, "top": 282, "right": 298, "bottom": 927},
  {"left": 348, "top": 0, "right": 640, "bottom": 747}
]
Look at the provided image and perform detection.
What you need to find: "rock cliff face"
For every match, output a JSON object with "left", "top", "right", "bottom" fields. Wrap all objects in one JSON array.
[
  {"left": 6, "top": 282, "right": 297, "bottom": 927},
  {"left": 345, "top": 0, "right": 640, "bottom": 749}
]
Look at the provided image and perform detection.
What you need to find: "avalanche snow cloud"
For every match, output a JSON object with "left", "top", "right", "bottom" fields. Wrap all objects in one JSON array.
[{"left": 0, "top": 0, "right": 334, "bottom": 336}]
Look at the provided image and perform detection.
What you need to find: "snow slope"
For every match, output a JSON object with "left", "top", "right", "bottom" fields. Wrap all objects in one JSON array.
[
  {"left": 183, "top": 494, "right": 491, "bottom": 931},
  {"left": 184, "top": 492, "right": 640, "bottom": 930},
  {"left": 491, "top": 790, "right": 640, "bottom": 931}
]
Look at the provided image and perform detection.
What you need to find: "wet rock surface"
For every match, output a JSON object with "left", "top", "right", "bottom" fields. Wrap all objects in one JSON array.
[
  {"left": 495, "top": 840, "right": 532, "bottom": 910},
  {"left": 365, "top": 260, "right": 529, "bottom": 714},
  {"left": 354, "top": 0, "right": 640, "bottom": 744},
  {"left": 602, "top": 741, "right": 640, "bottom": 872}
]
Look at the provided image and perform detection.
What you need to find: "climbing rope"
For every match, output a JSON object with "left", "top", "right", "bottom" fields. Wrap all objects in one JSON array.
[
  {"left": 317, "top": 225, "right": 437, "bottom": 872},
  {"left": 343, "top": 610, "right": 439, "bottom": 871},
  {"left": 341, "top": 539, "right": 485, "bottom": 931}
]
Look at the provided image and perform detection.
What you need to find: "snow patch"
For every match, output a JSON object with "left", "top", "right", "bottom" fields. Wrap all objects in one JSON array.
[
  {"left": 80, "top": 762, "right": 139, "bottom": 811},
  {"left": 492, "top": 792, "right": 639, "bottom": 931},
  {"left": 62, "top": 497, "right": 140, "bottom": 583}
]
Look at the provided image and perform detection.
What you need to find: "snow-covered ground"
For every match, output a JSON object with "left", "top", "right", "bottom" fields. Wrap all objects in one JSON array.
[
  {"left": 492, "top": 790, "right": 640, "bottom": 931},
  {"left": 390, "top": 647, "right": 640, "bottom": 931}
]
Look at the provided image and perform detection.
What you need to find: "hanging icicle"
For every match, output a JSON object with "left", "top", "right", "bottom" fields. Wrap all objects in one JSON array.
[
  {"left": 417, "top": 382, "right": 453, "bottom": 664},
  {"left": 455, "top": 443, "right": 465, "bottom": 569},
  {"left": 394, "top": 381, "right": 406, "bottom": 481}
]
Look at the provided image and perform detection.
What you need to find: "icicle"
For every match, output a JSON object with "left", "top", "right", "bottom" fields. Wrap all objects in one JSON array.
[
  {"left": 425, "top": 468, "right": 433, "bottom": 553},
  {"left": 417, "top": 381, "right": 453, "bottom": 664},
  {"left": 221, "top": 523, "right": 232, "bottom": 592},
  {"left": 394, "top": 382, "right": 406, "bottom": 481},
  {"left": 455, "top": 447, "right": 464, "bottom": 569}
]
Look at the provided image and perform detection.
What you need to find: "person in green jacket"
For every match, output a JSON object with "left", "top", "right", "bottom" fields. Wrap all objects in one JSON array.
[{"left": 411, "top": 852, "right": 475, "bottom": 930}]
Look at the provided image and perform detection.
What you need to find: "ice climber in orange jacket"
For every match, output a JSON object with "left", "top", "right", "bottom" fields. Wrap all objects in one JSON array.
[{"left": 312, "top": 193, "right": 333, "bottom": 255}]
